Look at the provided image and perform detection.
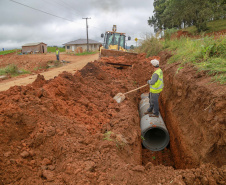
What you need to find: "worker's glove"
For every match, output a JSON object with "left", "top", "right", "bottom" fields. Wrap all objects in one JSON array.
[{"left": 147, "top": 80, "right": 151, "bottom": 85}]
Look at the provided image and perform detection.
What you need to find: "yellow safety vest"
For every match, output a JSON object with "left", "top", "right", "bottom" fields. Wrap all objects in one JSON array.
[
  {"left": 56, "top": 50, "right": 59, "bottom": 55},
  {"left": 150, "top": 68, "right": 164, "bottom": 93}
]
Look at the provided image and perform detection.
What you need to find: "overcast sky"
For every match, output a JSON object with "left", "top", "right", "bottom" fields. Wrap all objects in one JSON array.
[{"left": 0, "top": 0, "right": 155, "bottom": 49}]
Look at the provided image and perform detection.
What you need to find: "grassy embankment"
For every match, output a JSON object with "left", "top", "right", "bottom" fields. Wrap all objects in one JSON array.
[
  {"left": 183, "top": 19, "right": 226, "bottom": 35},
  {"left": 137, "top": 20, "right": 226, "bottom": 84}
]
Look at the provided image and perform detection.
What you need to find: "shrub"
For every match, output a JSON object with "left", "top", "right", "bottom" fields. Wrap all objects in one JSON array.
[
  {"left": 137, "top": 36, "right": 163, "bottom": 57},
  {"left": 0, "top": 64, "right": 30, "bottom": 76}
]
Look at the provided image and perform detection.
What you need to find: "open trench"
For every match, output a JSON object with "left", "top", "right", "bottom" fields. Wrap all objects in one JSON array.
[
  {"left": 0, "top": 52, "right": 225, "bottom": 184},
  {"left": 104, "top": 51, "right": 226, "bottom": 172},
  {"left": 132, "top": 51, "right": 225, "bottom": 170},
  {"left": 136, "top": 92, "right": 174, "bottom": 168}
]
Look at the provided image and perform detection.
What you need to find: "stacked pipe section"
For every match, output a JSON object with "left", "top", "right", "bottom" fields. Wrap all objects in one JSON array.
[{"left": 139, "top": 93, "right": 170, "bottom": 151}]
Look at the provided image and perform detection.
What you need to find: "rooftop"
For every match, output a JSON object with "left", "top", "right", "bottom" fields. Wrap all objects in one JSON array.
[
  {"left": 63, "top": 39, "right": 101, "bottom": 45},
  {"left": 22, "top": 42, "right": 46, "bottom": 46}
]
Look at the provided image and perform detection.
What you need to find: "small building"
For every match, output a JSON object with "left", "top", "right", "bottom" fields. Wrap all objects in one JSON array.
[
  {"left": 22, "top": 42, "right": 47, "bottom": 54},
  {"left": 63, "top": 39, "right": 101, "bottom": 53}
]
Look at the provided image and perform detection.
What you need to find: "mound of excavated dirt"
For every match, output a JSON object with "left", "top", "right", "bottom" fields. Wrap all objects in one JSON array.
[{"left": 0, "top": 54, "right": 225, "bottom": 184}]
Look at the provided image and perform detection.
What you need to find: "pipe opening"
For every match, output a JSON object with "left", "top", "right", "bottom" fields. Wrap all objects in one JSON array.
[{"left": 143, "top": 128, "right": 169, "bottom": 151}]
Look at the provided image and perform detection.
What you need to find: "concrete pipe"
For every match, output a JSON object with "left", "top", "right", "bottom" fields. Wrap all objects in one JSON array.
[
  {"left": 140, "top": 93, "right": 170, "bottom": 151},
  {"left": 139, "top": 96, "right": 149, "bottom": 118}
]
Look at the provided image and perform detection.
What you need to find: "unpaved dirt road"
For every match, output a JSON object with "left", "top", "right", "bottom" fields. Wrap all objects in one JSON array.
[{"left": 0, "top": 53, "right": 99, "bottom": 92}]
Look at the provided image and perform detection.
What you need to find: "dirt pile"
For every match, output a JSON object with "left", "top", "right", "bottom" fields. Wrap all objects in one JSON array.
[
  {"left": 0, "top": 53, "right": 225, "bottom": 184},
  {"left": 0, "top": 58, "right": 142, "bottom": 184}
]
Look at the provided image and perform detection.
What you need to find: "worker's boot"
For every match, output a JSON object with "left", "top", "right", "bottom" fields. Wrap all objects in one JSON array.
[
  {"left": 144, "top": 107, "right": 153, "bottom": 115},
  {"left": 149, "top": 114, "right": 159, "bottom": 118}
]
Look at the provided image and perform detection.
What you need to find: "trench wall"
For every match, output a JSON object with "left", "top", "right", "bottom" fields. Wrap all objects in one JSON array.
[{"left": 158, "top": 52, "right": 226, "bottom": 169}]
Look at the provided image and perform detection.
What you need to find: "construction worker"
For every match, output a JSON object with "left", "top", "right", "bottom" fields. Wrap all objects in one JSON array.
[
  {"left": 145, "top": 59, "right": 164, "bottom": 117},
  {"left": 56, "top": 47, "right": 60, "bottom": 61}
]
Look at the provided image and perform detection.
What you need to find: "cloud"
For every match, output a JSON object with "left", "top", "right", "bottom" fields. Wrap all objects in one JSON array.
[{"left": 0, "top": 0, "right": 154, "bottom": 49}]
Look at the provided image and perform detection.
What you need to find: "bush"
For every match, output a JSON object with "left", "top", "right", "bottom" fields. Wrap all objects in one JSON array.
[
  {"left": 0, "top": 64, "right": 30, "bottom": 76},
  {"left": 137, "top": 36, "right": 163, "bottom": 57}
]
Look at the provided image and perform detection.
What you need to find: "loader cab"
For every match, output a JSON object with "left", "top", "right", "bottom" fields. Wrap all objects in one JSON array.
[
  {"left": 105, "top": 32, "right": 126, "bottom": 50},
  {"left": 101, "top": 32, "right": 131, "bottom": 51}
]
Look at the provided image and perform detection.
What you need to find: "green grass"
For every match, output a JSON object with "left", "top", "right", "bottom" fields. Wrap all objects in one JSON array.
[
  {"left": 33, "top": 66, "right": 43, "bottom": 71},
  {"left": 0, "top": 50, "right": 17, "bottom": 55},
  {"left": 165, "top": 36, "right": 226, "bottom": 84},
  {"left": 47, "top": 47, "right": 65, "bottom": 53},
  {"left": 103, "top": 131, "right": 113, "bottom": 141},
  {"left": 0, "top": 64, "right": 30, "bottom": 77},
  {"left": 183, "top": 19, "right": 226, "bottom": 35},
  {"left": 75, "top": 51, "right": 97, "bottom": 56}
]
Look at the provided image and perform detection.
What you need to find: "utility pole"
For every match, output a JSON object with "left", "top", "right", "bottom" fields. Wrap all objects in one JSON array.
[{"left": 82, "top": 17, "right": 91, "bottom": 52}]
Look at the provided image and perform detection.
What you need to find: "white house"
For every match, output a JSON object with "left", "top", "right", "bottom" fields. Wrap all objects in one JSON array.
[{"left": 63, "top": 39, "right": 101, "bottom": 53}]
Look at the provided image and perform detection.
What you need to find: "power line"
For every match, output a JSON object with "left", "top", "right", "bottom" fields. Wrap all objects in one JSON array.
[
  {"left": 8, "top": 0, "right": 104, "bottom": 37},
  {"left": 9, "top": 0, "right": 75, "bottom": 22},
  {"left": 52, "top": 0, "right": 84, "bottom": 17},
  {"left": 40, "top": 0, "right": 102, "bottom": 32},
  {"left": 8, "top": 0, "right": 102, "bottom": 32},
  {"left": 44, "top": 0, "right": 82, "bottom": 17},
  {"left": 38, "top": 0, "right": 81, "bottom": 19}
]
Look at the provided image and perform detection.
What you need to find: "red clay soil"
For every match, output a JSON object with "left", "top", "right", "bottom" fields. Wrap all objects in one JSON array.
[
  {"left": 0, "top": 53, "right": 54, "bottom": 73},
  {"left": 0, "top": 53, "right": 87, "bottom": 74},
  {"left": 0, "top": 53, "right": 225, "bottom": 184},
  {"left": 172, "top": 29, "right": 226, "bottom": 39}
]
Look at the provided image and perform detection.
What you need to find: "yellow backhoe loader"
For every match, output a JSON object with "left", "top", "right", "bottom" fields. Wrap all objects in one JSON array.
[{"left": 100, "top": 25, "right": 137, "bottom": 57}]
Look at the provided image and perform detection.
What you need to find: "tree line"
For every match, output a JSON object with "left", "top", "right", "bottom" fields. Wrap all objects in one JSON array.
[{"left": 148, "top": 0, "right": 226, "bottom": 33}]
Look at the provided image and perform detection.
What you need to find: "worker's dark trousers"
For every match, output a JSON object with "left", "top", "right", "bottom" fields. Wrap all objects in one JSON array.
[
  {"left": 56, "top": 55, "right": 59, "bottom": 61},
  {"left": 149, "top": 92, "right": 160, "bottom": 116}
]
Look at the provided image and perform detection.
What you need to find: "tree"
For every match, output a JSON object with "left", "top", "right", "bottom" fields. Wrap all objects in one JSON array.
[
  {"left": 148, "top": 0, "right": 225, "bottom": 33},
  {"left": 148, "top": 0, "right": 167, "bottom": 32},
  {"left": 209, "top": 0, "right": 226, "bottom": 20}
]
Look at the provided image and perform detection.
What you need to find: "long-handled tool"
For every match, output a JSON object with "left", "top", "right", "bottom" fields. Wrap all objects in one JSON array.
[{"left": 113, "top": 84, "right": 148, "bottom": 103}]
